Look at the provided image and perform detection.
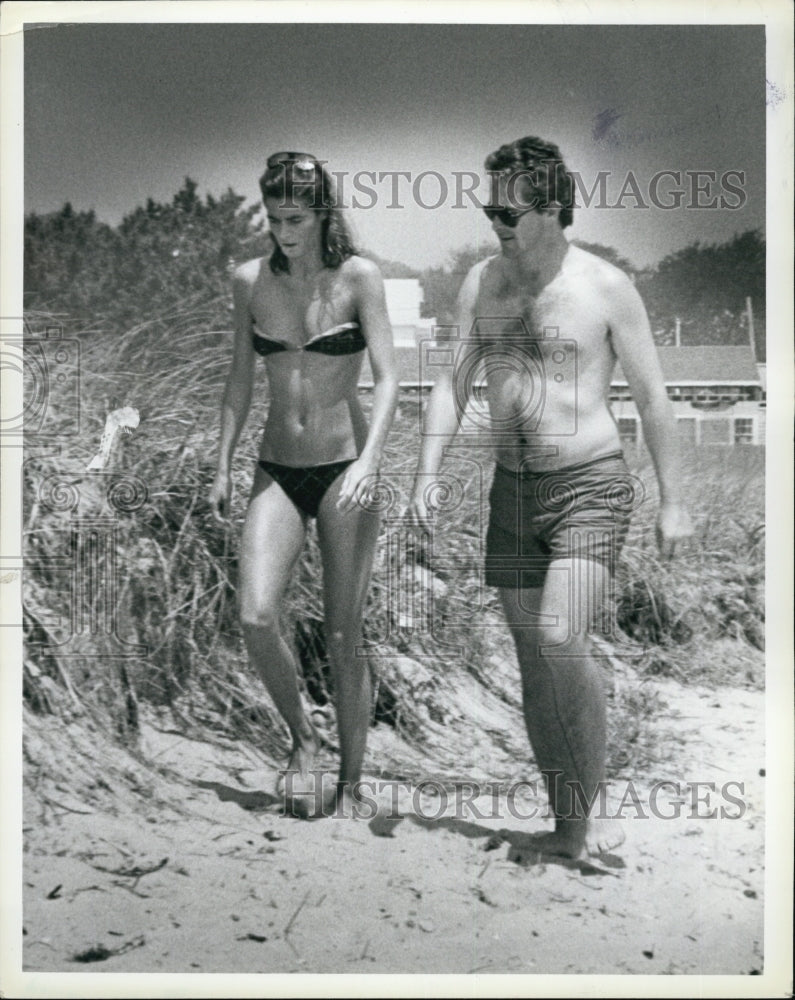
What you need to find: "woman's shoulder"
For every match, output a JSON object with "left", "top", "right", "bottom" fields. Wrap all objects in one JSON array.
[{"left": 338, "top": 254, "right": 384, "bottom": 289}]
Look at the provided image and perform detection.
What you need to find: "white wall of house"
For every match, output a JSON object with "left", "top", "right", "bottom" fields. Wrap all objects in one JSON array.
[
  {"left": 383, "top": 280, "right": 438, "bottom": 347},
  {"left": 437, "top": 388, "right": 766, "bottom": 446},
  {"left": 384, "top": 280, "right": 423, "bottom": 325},
  {"left": 610, "top": 397, "right": 766, "bottom": 446}
]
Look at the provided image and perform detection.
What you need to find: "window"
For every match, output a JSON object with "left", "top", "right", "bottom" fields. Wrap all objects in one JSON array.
[
  {"left": 609, "top": 386, "right": 633, "bottom": 402},
  {"left": 677, "top": 418, "right": 698, "bottom": 445},
  {"left": 734, "top": 418, "right": 754, "bottom": 444},
  {"left": 700, "top": 419, "right": 731, "bottom": 445},
  {"left": 617, "top": 417, "right": 638, "bottom": 445}
]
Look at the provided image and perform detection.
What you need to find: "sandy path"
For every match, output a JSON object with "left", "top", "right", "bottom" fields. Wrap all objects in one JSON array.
[{"left": 18, "top": 676, "right": 766, "bottom": 979}]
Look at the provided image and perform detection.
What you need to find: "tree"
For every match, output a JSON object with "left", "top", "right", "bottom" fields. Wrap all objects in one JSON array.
[
  {"left": 636, "top": 230, "right": 765, "bottom": 349},
  {"left": 24, "top": 179, "right": 268, "bottom": 330},
  {"left": 109, "top": 179, "right": 266, "bottom": 327},
  {"left": 364, "top": 253, "right": 419, "bottom": 280},
  {"left": 24, "top": 204, "right": 119, "bottom": 317},
  {"left": 419, "top": 243, "right": 498, "bottom": 322},
  {"left": 571, "top": 240, "right": 637, "bottom": 274}
]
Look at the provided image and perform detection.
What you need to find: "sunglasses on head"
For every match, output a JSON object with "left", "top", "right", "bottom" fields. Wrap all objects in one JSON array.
[
  {"left": 483, "top": 204, "right": 537, "bottom": 228},
  {"left": 266, "top": 151, "right": 318, "bottom": 175}
]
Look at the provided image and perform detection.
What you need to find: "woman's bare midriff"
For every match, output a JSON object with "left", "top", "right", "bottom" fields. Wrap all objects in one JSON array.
[
  {"left": 247, "top": 258, "right": 369, "bottom": 467},
  {"left": 258, "top": 351, "right": 368, "bottom": 466}
]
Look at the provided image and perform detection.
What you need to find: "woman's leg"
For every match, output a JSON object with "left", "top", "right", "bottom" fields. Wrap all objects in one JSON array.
[
  {"left": 239, "top": 466, "right": 319, "bottom": 777},
  {"left": 316, "top": 473, "right": 382, "bottom": 793}
]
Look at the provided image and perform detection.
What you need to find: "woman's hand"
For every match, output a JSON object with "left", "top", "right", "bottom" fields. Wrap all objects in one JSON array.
[
  {"left": 209, "top": 470, "right": 232, "bottom": 522},
  {"left": 335, "top": 455, "right": 381, "bottom": 514}
]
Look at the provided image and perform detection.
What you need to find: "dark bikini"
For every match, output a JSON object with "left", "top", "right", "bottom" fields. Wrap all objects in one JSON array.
[
  {"left": 252, "top": 321, "right": 367, "bottom": 518},
  {"left": 252, "top": 321, "right": 366, "bottom": 358}
]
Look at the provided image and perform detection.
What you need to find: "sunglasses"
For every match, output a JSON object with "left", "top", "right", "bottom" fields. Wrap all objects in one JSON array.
[
  {"left": 266, "top": 151, "right": 318, "bottom": 175},
  {"left": 483, "top": 204, "right": 537, "bottom": 228}
]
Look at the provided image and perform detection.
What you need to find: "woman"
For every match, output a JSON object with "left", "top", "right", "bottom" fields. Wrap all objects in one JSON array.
[{"left": 210, "top": 152, "right": 398, "bottom": 814}]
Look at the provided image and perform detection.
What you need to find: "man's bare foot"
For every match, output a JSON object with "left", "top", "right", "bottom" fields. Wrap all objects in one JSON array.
[
  {"left": 528, "top": 825, "right": 588, "bottom": 860},
  {"left": 522, "top": 817, "right": 625, "bottom": 860},
  {"left": 585, "top": 815, "right": 625, "bottom": 856}
]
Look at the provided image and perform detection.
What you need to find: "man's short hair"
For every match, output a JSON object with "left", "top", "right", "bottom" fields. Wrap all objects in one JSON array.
[{"left": 485, "top": 136, "right": 574, "bottom": 229}]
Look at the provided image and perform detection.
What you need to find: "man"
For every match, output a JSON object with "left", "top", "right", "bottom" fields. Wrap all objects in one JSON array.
[{"left": 409, "top": 135, "right": 693, "bottom": 859}]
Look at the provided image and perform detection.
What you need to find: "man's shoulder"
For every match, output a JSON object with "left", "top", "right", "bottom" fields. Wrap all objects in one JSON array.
[{"left": 567, "top": 244, "right": 633, "bottom": 293}]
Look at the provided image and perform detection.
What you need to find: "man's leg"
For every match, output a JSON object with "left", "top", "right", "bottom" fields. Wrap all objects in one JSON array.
[{"left": 499, "top": 555, "right": 623, "bottom": 857}]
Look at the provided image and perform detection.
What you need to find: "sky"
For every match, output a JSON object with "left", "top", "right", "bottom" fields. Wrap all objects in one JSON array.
[{"left": 24, "top": 21, "right": 766, "bottom": 271}]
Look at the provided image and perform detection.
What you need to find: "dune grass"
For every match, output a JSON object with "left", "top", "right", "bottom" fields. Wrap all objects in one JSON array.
[{"left": 22, "top": 306, "right": 765, "bottom": 776}]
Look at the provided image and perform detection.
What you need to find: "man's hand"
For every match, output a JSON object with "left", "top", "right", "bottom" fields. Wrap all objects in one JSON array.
[
  {"left": 209, "top": 470, "right": 232, "bottom": 522},
  {"left": 407, "top": 489, "right": 434, "bottom": 538},
  {"left": 655, "top": 503, "right": 694, "bottom": 558}
]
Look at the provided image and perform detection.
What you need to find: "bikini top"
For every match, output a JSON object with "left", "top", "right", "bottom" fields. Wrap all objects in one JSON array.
[{"left": 252, "top": 321, "right": 366, "bottom": 358}]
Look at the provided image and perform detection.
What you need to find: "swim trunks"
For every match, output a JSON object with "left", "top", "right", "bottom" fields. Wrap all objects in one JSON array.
[
  {"left": 258, "top": 458, "right": 355, "bottom": 519},
  {"left": 484, "top": 451, "right": 640, "bottom": 589}
]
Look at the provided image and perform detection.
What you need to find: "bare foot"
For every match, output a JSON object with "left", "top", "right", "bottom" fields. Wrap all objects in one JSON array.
[
  {"left": 276, "top": 733, "right": 322, "bottom": 809},
  {"left": 528, "top": 825, "right": 588, "bottom": 860},
  {"left": 585, "top": 815, "right": 625, "bottom": 856},
  {"left": 519, "top": 818, "right": 625, "bottom": 861}
]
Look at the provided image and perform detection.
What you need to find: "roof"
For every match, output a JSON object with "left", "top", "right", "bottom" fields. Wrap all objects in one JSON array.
[
  {"left": 614, "top": 346, "right": 761, "bottom": 385},
  {"left": 359, "top": 343, "right": 761, "bottom": 388}
]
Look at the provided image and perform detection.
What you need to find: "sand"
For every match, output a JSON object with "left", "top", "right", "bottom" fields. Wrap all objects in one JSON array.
[{"left": 17, "top": 675, "right": 767, "bottom": 982}]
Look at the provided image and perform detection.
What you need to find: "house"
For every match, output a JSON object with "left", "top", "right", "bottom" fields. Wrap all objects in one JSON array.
[
  {"left": 382, "top": 279, "right": 437, "bottom": 347},
  {"left": 360, "top": 337, "right": 766, "bottom": 447},
  {"left": 611, "top": 345, "right": 765, "bottom": 446}
]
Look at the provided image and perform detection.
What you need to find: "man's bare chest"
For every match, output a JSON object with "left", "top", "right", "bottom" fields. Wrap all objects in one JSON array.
[{"left": 472, "top": 289, "right": 607, "bottom": 363}]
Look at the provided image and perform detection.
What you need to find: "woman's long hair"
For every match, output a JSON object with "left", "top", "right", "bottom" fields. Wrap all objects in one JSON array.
[{"left": 259, "top": 152, "right": 357, "bottom": 274}]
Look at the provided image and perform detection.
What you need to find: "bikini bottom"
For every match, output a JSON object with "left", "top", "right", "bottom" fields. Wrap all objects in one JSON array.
[{"left": 257, "top": 458, "right": 355, "bottom": 519}]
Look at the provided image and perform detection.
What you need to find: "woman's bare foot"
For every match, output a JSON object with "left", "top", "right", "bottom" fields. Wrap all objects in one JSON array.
[
  {"left": 276, "top": 730, "right": 321, "bottom": 802},
  {"left": 310, "top": 779, "right": 390, "bottom": 822}
]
